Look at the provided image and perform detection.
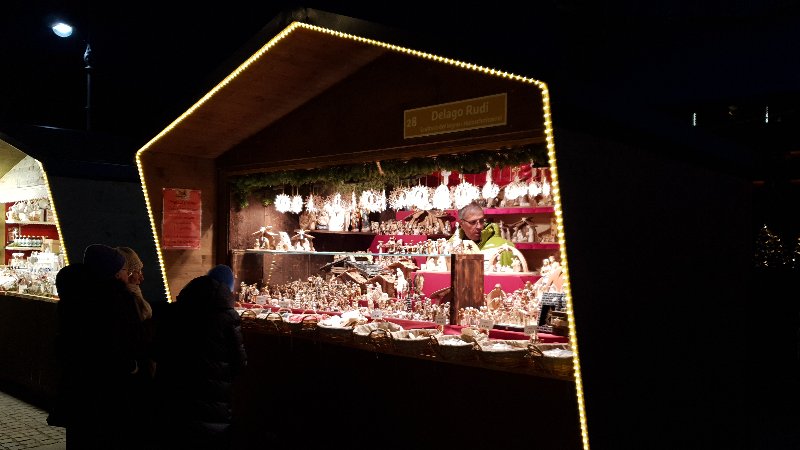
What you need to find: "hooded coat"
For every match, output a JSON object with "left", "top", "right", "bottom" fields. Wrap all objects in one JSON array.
[{"left": 154, "top": 275, "right": 247, "bottom": 449}]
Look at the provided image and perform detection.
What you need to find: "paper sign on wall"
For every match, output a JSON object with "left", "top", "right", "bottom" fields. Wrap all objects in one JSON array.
[{"left": 162, "top": 188, "right": 201, "bottom": 249}]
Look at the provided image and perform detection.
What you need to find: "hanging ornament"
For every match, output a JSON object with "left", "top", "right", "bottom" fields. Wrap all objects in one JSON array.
[
  {"left": 433, "top": 170, "right": 452, "bottom": 210},
  {"left": 453, "top": 175, "right": 480, "bottom": 209},
  {"left": 290, "top": 194, "right": 304, "bottom": 213},
  {"left": 388, "top": 186, "right": 409, "bottom": 210},
  {"left": 322, "top": 192, "right": 347, "bottom": 231},
  {"left": 542, "top": 174, "right": 551, "bottom": 198},
  {"left": 482, "top": 166, "right": 500, "bottom": 200},
  {"left": 504, "top": 168, "right": 528, "bottom": 201},
  {"left": 274, "top": 193, "right": 291, "bottom": 213},
  {"left": 305, "top": 194, "right": 319, "bottom": 212},
  {"left": 409, "top": 184, "right": 433, "bottom": 210},
  {"left": 528, "top": 167, "right": 543, "bottom": 198},
  {"left": 360, "top": 189, "right": 385, "bottom": 213}
]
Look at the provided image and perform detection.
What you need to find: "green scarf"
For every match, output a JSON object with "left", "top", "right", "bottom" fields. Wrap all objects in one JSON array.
[{"left": 454, "top": 222, "right": 516, "bottom": 266}]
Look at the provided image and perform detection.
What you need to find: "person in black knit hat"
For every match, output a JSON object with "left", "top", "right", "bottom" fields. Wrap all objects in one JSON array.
[{"left": 50, "top": 244, "right": 152, "bottom": 449}]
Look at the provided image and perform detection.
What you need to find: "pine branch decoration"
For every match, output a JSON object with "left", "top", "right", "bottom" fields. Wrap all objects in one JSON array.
[{"left": 229, "top": 144, "right": 546, "bottom": 209}]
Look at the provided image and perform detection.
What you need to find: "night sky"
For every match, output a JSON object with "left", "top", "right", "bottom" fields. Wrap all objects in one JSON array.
[{"left": 3, "top": 1, "right": 799, "bottom": 145}]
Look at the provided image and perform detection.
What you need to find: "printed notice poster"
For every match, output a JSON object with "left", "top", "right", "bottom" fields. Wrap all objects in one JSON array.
[{"left": 162, "top": 188, "right": 201, "bottom": 249}]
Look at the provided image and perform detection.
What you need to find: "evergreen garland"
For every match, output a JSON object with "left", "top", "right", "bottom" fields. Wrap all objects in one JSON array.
[{"left": 229, "top": 144, "right": 547, "bottom": 209}]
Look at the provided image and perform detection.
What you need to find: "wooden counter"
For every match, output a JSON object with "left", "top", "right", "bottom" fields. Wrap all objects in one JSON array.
[
  {"left": 0, "top": 292, "right": 59, "bottom": 403},
  {"left": 232, "top": 327, "right": 583, "bottom": 449}
]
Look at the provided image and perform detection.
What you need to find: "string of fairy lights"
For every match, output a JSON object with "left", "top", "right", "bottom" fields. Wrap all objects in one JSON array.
[{"left": 754, "top": 223, "right": 800, "bottom": 269}]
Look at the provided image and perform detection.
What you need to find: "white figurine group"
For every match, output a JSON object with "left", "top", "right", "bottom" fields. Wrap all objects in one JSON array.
[
  {"left": 532, "top": 256, "right": 564, "bottom": 295},
  {"left": 394, "top": 268, "right": 409, "bottom": 300},
  {"left": 252, "top": 226, "right": 315, "bottom": 252}
]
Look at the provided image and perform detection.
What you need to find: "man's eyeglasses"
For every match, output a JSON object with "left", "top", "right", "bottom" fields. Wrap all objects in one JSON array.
[{"left": 461, "top": 218, "right": 486, "bottom": 226}]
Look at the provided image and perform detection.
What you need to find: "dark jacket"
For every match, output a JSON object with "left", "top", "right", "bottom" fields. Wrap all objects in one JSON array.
[
  {"left": 50, "top": 263, "right": 149, "bottom": 447},
  {"left": 154, "top": 275, "right": 247, "bottom": 449}
]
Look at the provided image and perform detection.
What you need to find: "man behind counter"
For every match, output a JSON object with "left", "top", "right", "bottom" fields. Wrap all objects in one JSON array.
[{"left": 453, "top": 201, "right": 516, "bottom": 267}]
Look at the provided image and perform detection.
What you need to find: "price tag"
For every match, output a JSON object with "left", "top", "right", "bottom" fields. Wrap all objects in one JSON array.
[
  {"left": 371, "top": 308, "right": 384, "bottom": 319},
  {"left": 478, "top": 318, "right": 494, "bottom": 330},
  {"left": 523, "top": 324, "right": 538, "bottom": 336},
  {"left": 278, "top": 299, "right": 292, "bottom": 309},
  {"left": 541, "top": 292, "right": 566, "bottom": 307},
  {"left": 254, "top": 295, "right": 268, "bottom": 305},
  {"left": 537, "top": 325, "right": 553, "bottom": 334},
  {"left": 434, "top": 315, "right": 447, "bottom": 325}
]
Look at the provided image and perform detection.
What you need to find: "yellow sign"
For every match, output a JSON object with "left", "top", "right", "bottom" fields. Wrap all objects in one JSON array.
[{"left": 403, "top": 93, "right": 507, "bottom": 139}]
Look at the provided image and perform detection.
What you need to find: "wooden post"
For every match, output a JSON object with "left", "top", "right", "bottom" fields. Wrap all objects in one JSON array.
[
  {"left": 230, "top": 249, "right": 263, "bottom": 289},
  {"left": 449, "top": 253, "right": 484, "bottom": 324}
]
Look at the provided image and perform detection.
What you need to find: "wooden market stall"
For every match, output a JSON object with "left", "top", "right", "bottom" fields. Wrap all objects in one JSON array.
[
  {"left": 0, "top": 135, "right": 65, "bottom": 401},
  {"left": 133, "top": 4, "right": 760, "bottom": 448},
  {"left": 136, "top": 7, "right": 585, "bottom": 449}
]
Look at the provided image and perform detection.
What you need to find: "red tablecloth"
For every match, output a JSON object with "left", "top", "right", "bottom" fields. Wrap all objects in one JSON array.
[{"left": 385, "top": 318, "right": 567, "bottom": 343}]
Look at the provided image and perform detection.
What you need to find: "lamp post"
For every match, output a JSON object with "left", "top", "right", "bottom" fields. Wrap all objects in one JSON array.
[
  {"left": 83, "top": 42, "right": 92, "bottom": 131},
  {"left": 51, "top": 21, "right": 92, "bottom": 131}
]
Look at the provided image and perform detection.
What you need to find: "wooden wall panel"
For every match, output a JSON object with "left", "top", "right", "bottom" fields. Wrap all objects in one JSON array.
[
  {"left": 228, "top": 195, "right": 297, "bottom": 251},
  {"left": 140, "top": 152, "right": 217, "bottom": 300},
  {"left": 219, "top": 53, "right": 544, "bottom": 173}
]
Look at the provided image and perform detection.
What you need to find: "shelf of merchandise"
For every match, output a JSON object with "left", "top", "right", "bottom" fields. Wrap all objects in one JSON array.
[
  {"left": 4, "top": 217, "right": 59, "bottom": 265},
  {"left": 395, "top": 206, "right": 555, "bottom": 221},
  {"left": 5, "top": 220, "right": 56, "bottom": 225}
]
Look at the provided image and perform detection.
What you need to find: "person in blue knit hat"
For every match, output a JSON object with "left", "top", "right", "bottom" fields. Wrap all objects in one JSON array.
[
  {"left": 207, "top": 264, "right": 235, "bottom": 292},
  {"left": 154, "top": 264, "right": 246, "bottom": 449}
]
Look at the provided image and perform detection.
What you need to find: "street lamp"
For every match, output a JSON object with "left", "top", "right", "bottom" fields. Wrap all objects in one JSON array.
[{"left": 51, "top": 21, "right": 92, "bottom": 131}]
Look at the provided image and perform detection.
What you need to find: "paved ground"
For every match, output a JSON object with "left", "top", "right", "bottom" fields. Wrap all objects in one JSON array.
[{"left": 0, "top": 390, "right": 65, "bottom": 450}]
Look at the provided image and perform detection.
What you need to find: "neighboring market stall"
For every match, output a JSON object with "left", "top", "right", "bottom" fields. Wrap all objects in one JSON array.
[
  {"left": 0, "top": 136, "right": 65, "bottom": 399},
  {"left": 0, "top": 125, "right": 162, "bottom": 405}
]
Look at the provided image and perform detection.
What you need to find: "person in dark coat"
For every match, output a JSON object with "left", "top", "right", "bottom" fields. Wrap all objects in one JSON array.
[
  {"left": 154, "top": 264, "right": 247, "bottom": 450},
  {"left": 49, "top": 244, "right": 150, "bottom": 449}
]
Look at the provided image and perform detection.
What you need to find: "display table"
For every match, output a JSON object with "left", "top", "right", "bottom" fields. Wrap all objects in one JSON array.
[
  {"left": 0, "top": 292, "right": 60, "bottom": 402},
  {"left": 238, "top": 304, "right": 568, "bottom": 343}
]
